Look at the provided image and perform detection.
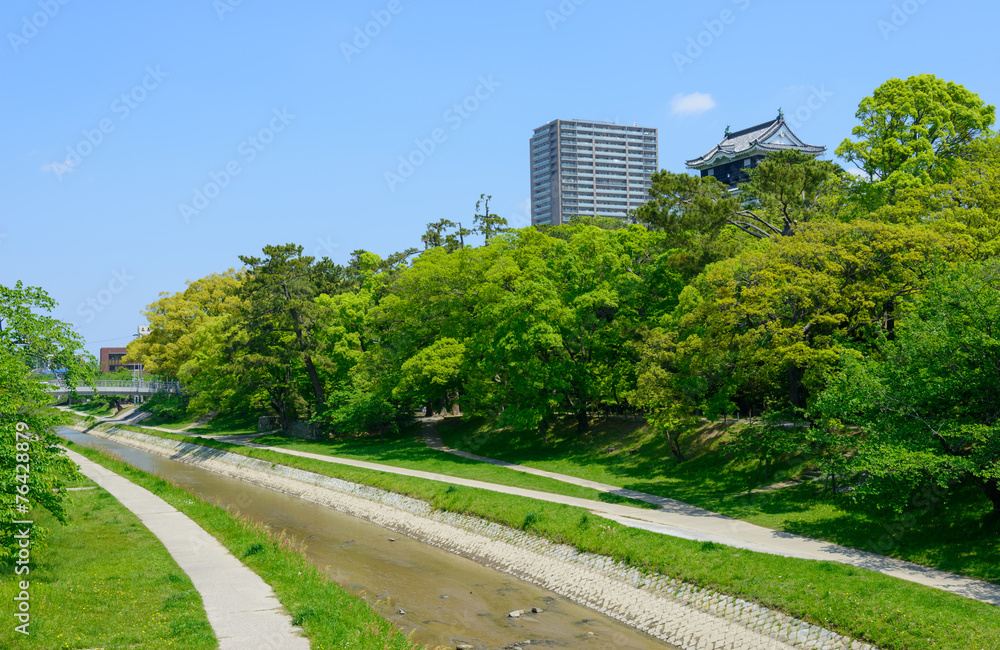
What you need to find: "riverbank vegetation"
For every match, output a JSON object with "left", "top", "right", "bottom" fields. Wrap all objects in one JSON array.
[
  {"left": 126, "top": 74, "right": 1000, "bottom": 528},
  {"left": 64, "top": 439, "right": 419, "bottom": 649},
  {"left": 0, "top": 477, "right": 217, "bottom": 649},
  {"left": 74, "top": 420, "right": 1000, "bottom": 650},
  {"left": 438, "top": 416, "right": 1000, "bottom": 585}
]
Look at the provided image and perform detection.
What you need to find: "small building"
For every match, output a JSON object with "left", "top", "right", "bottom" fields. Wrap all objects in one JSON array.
[
  {"left": 686, "top": 112, "right": 825, "bottom": 189},
  {"left": 100, "top": 347, "right": 142, "bottom": 374}
]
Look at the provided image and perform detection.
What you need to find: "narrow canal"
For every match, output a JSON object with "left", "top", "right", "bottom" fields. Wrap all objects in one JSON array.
[{"left": 59, "top": 429, "right": 675, "bottom": 649}]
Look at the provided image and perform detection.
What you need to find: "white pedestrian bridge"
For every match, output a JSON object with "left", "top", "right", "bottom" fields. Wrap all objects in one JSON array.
[{"left": 44, "top": 379, "right": 181, "bottom": 398}]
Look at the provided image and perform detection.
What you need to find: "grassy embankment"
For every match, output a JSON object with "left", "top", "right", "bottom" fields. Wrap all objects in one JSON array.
[
  {"left": 438, "top": 416, "right": 1000, "bottom": 586},
  {"left": 145, "top": 410, "right": 257, "bottom": 434},
  {"left": 61, "top": 397, "right": 116, "bottom": 417},
  {"left": 0, "top": 473, "right": 216, "bottom": 649},
  {"left": 77, "top": 417, "right": 1000, "bottom": 650},
  {"left": 30, "top": 438, "right": 419, "bottom": 649}
]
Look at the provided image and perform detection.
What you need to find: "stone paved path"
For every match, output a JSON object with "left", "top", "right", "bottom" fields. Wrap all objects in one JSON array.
[{"left": 63, "top": 447, "right": 310, "bottom": 650}]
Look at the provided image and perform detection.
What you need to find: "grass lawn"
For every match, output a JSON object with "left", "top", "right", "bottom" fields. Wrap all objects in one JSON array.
[
  {"left": 438, "top": 416, "right": 1000, "bottom": 586},
  {"left": 249, "top": 425, "right": 654, "bottom": 508},
  {"left": 63, "top": 439, "right": 418, "bottom": 649},
  {"left": 80, "top": 420, "right": 1000, "bottom": 650},
  {"left": 0, "top": 485, "right": 215, "bottom": 649},
  {"left": 61, "top": 398, "right": 116, "bottom": 418},
  {"left": 147, "top": 409, "right": 258, "bottom": 436}
]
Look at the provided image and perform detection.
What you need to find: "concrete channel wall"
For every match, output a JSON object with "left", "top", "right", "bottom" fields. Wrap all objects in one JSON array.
[{"left": 73, "top": 425, "right": 876, "bottom": 650}]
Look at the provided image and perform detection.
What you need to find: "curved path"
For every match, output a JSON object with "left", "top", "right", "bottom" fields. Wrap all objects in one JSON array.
[
  {"left": 64, "top": 447, "right": 310, "bottom": 650},
  {"left": 419, "top": 420, "right": 1000, "bottom": 606},
  {"left": 221, "top": 423, "right": 1000, "bottom": 607},
  {"left": 66, "top": 409, "right": 1000, "bottom": 607}
]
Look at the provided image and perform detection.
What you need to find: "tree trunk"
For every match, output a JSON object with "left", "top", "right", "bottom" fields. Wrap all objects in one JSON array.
[
  {"left": 576, "top": 408, "right": 589, "bottom": 435},
  {"left": 787, "top": 364, "right": 806, "bottom": 408},
  {"left": 982, "top": 478, "right": 1000, "bottom": 515},
  {"left": 538, "top": 418, "right": 550, "bottom": 445},
  {"left": 884, "top": 298, "right": 896, "bottom": 341},
  {"left": 665, "top": 429, "right": 685, "bottom": 461},
  {"left": 302, "top": 353, "right": 325, "bottom": 409}
]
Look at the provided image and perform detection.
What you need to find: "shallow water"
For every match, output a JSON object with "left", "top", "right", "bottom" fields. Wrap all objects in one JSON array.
[{"left": 59, "top": 428, "right": 675, "bottom": 649}]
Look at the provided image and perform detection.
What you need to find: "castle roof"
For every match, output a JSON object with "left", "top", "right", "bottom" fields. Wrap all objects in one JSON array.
[{"left": 686, "top": 116, "right": 825, "bottom": 169}]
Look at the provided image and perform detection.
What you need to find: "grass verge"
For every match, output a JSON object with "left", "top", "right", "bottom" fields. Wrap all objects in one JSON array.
[
  {"left": 248, "top": 426, "right": 654, "bottom": 509},
  {"left": 63, "top": 439, "right": 419, "bottom": 650},
  {"left": 0, "top": 484, "right": 215, "bottom": 648},
  {"left": 78, "top": 421, "right": 1000, "bottom": 650},
  {"left": 440, "top": 416, "right": 1000, "bottom": 585}
]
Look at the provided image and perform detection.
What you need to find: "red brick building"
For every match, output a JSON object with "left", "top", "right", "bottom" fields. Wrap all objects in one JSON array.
[{"left": 100, "top": 347, "right": 142, "bottom": 374}]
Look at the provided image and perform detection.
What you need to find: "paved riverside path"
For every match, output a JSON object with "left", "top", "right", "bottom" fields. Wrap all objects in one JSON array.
[
  {"left": 66, "top": 409, "right": 1000, "bottom": 607},
  {"left": 191, "top": 424, "right": 1000, "bottom": 608},
  {"left": 63, "top": 447, "right": 310, "bottom": 650}
]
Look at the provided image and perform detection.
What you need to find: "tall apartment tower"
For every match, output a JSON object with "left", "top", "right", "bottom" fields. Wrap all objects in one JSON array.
[{"left": 530, "top": 119, "right": 658, "bottom": 226}]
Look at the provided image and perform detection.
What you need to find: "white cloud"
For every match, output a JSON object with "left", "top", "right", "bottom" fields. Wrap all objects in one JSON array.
[{"left": 670, "top": 92, "right": 716, "bottom": 117}]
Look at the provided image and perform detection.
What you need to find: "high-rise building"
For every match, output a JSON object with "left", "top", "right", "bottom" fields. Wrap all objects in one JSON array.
[{"left": 530, "top": 119, "right": 658, "bottom": 226}]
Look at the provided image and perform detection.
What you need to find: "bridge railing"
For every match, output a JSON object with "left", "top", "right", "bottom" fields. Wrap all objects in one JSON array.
[{"left": 43, "top": 379, "right": 182, "bottom": 394}]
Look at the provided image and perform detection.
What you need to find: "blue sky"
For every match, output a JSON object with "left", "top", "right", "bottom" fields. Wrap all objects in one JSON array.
[{"left": 2, "top": 0, "right": 998, "bottom": 357}]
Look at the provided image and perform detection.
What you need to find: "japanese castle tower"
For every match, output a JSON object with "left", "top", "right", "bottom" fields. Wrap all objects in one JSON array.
[{"left": 686, "top": 112, "right": 825, "bottom": 189}]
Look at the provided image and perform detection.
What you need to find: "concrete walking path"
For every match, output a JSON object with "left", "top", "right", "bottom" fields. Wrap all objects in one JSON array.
[
  {"left": 68, "top": 409, "right": 1000, "bottom": 607},
  {"left": 419, "top": 421, "right": 1000, "bottom": 607},
  {"left": 213, "top": 425, "right": 1000, "bottom": 607},
  {"left": 63, "top": 447, "right": 310, "bottom": 650}
]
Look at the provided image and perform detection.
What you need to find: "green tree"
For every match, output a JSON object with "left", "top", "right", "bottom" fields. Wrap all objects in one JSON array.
[
  {"left": 393, "top": 338, "right": 466, "bottom": 414},
  {"left": 421, "top": 219, "right": 471, "bottom": 252},
  {"left": 818, "top": 262, "right": 1000, "bottom": 516},
  {"left": 639, "top": 219, "right": 959, "bottom": 419},
  {"left": 636, "top": 152, "right": 841, "bottom": 283},
  {"left": 473, "top": 224, "right": 683, "bottom": 435},
  {"left": 1, "top": 282, "right": 93, "bottom": 560},
  {"left": 473, "top": 194, "right": 509, "bottom": 242},
  {"left": 635, "top": 170, "right": 737, "bottom": 272},
  {"left": 233, "top": 244, "right": 334, "bottom": 428},
  {"left": 127, "top": 271, "right": 242, "bottom": 379},
  {"left": 836, "top": 74, "right": 996, "bottom": 209},
  {"left": 730, "top": 409, "right": 813, "bottom": 485},
  {"left": 870, "top": 133, "right": 1000, "bottom": 258},
  {"left": 739, "top": 150, "right": 843, "bottom": 236}
]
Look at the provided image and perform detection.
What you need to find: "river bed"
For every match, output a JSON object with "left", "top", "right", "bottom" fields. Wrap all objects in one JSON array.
[{"left": 59, "top": 428, "right": 674, "bottom": 649}]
